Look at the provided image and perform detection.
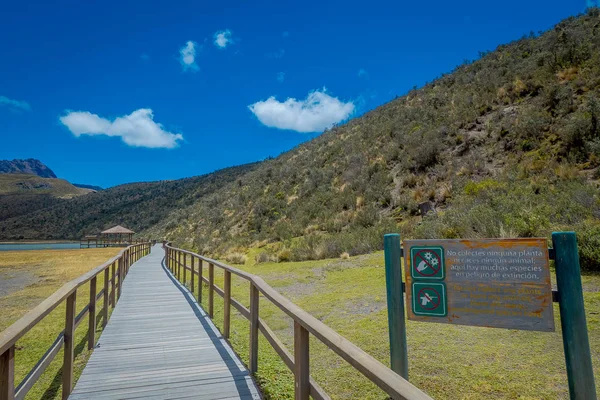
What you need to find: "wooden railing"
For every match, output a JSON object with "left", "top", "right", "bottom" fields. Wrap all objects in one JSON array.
[
  {"left": 0, "top": 242, "right": 152, "bottom": 400},
  {"left": 164, "top": 243, "right": 432, "bottom": 400}
]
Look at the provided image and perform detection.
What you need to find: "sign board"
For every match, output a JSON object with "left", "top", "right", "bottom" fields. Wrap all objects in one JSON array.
[{"left": 404, "top": 238, "right": 554, "bottom": 332}]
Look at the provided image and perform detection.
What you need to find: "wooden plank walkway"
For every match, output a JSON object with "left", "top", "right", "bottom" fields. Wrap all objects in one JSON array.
[{"left": 70, "top": 245, "right": 261, "bottom": 400}]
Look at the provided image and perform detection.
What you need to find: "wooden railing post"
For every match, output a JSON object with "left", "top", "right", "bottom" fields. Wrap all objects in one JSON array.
[
  {"left": 110, "top": 262, "right": 116, "bottom": 307},
  {"left": 178, "top": 252, "right": 182, "bottom": 280},
  {"left": 294, "top": 321, "right": 310, "bottom": 400},
  {"left": 88, "top": 277, "right": 97, "bottom": 350},
  {"left": 117, "top": 258, "right": 123, "bottom": 300},
  {"left": 198, "top": 259, "right": 203, "bottom": 302},
  {"left": 191, "top": 256, "right": 195, "bottom": 294},
  {"left": 183, "top": 253, "right": 187, "bottom": 285},
  {"left": 62, "top": 291, "right": 76, "bottom": 400},
  {"left": 223, "top": 270, "right": 231, "bottom": 339},
  {"left": 103, "top": 267, "right": 109, "bottom": 328},
  {"left": 208, "top": 263, "right": 215, "bottom": 318},
  {"left": 0, "top": 345, "right": 15, "bottom": 400},
  {"left": 249, "top": 284, "right": 259, "bottom": 374}
]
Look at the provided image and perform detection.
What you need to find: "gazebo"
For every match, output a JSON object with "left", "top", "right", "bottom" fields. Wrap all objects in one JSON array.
[{"left": 101, "top": 225, "right": 135, "bottom": 244}]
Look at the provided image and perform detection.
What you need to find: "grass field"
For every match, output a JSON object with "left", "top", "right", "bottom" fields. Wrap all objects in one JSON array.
[
  {"left": 0, "top": 248, "right": 120, "bottom": 400},
  {"left": 186, "top": 250, "right": 600, "bottom": 400}
]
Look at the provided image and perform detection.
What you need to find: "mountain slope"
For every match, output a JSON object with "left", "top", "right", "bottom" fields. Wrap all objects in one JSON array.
[
  {"left": 0, "top": 163, "right": 257, "bottom": 240},
  {"left": 146, "top": 11, "right": 600, "bottom": 268},
  {"left": 0, "top": 174, "right": 92, "bottom": 197},
  {"left": 0, "top": 159, "right": 57, "bottom": 178},
  {"left": 3, "top": 11, "right": 600, "bottom": 269}
]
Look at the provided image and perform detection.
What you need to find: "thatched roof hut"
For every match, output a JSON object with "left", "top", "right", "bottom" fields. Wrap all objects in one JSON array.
[{"left": 101, "top": 225, "right": 134, "bottom": 243}]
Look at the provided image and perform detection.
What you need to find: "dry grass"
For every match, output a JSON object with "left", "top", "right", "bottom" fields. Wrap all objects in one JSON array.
[
  {"left": 0, "top": 248, "right": 120, "bottom": 400},
  {"left": 193, "top": 250, "right": 600, "bottom": 400}
]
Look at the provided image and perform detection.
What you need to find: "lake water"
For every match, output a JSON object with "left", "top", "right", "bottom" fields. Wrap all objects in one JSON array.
[{"left": 0, "top": 242, "right": 80, "bottom": 251}]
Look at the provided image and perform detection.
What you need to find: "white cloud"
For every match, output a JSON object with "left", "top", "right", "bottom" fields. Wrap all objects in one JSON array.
[
  {"left": 276, "top": 72, "right": 285, "bottom": 83},
  {"left": 0, "top": 95, "right": 31, "bottom": 111},
  {"left": 248, "top": 89, "right": 354, "bottom": 133},
  {"left": 357, "top": 68, "right": 369, "bottom": 79},
  {"left": 60, "top": 109, "right": 183, "bottom": 149},
  {"left": 213, "top": 29, "right": 233, "bottom": 49},
  {"left": 179, "top": 41, "right": 198, "bottom": 71}
]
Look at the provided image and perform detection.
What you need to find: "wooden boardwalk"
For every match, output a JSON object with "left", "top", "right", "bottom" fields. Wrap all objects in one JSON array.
[{"left": 70, "top": 245, "right": 261, "bottom": 400}]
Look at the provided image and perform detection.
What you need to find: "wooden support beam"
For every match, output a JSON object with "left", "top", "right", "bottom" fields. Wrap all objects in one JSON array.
[
  {"left": 0, "top": 345, "right": 15, "bottom": 400},
  {"left": 62, "top": 291, "right": 76, "bottom": 400},
  {"left": 117, "top": 258, "right": 122, "bottom": 300},
  {"left": 223, "top": 270, "right": 231, "bottom": 339},
  {"left": 198, "top": 259, "right": 203, "bottom": 303},
  {"left": 190, "top": 256, "right": 195, "bottom": 295},
  {"left": 249, "top": 284, "right": 259, "bottom": 374},
  {"left": 208, "top": 263, "right": 215, "bottom": 318},
  {"left": 87, "top": 277, "right": 97, "bottom": 350},
  {"left": 110, "top": 262, "right": 116, "bottom": 307},
  {"left": 183, "top": 253, "right": 187, "bottom": 285},
  {"left": 103, "top": 268, "right": 109, "bottom": 328},
  {"left": 294, "top": 321, "right": 310, "bottom": 400}
]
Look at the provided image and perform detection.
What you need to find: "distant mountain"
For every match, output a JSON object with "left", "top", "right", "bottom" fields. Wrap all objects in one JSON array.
[
  {"left": 0, "top": 159, "right": 57, "bottom": 178},
  {"left": 73, "top": 183, "right": 103, "bottom": 191},
  {"left": 0, "top": 163, "right": 257, "bottom": 240}
]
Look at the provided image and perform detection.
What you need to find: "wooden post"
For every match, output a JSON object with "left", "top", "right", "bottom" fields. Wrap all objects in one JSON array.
[
  {"left": 110, "top": 262, "right": 116, "bottom": 307},
  {"left": 294, "top": 321, "right": 310, "bottom": 400},
  {"left": 198, "top": 259, "right": 203, "bottom": 303},
  {"left": 249, "top": 284, "right": 259, "bottom": 374},
  {"left": 208, "top": 263, "right": 215, "bottom": 318},
  {"left": 103, "top": 267, "right": 109, "bottom": 328},
  {"left": 0, "top": 346, "right": 15, "bottom": 400},
  {"left": 552, "top": 232, "right": 597, "bottom": 400},
  {"left": 62, "top": 291, "right": 76, "bottom": 400},
  {"left": 178, "top": 252, "right": 182, "bottom": 280},
  {"left": 191, "top": 256, "right": 195, "bottom": 294},
  {"left": 117, "top": 258, "right": 123, "bottom": 300},
  {"left": 384, "top": 233, "right": 409, "bottom": 379},
  {"left": 183, "top": 253, "right": 187, "bottom": 285},
  {"left": 223, "top": 270, "right": 231, "bottom": 339},
  {"left": 88, "top": 277, "right": 97, "bottom": 350}
]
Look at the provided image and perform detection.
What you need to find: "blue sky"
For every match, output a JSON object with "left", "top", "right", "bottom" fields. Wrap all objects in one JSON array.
[{"left": 0, "top": 0, "right": 589, "bottom": 188}]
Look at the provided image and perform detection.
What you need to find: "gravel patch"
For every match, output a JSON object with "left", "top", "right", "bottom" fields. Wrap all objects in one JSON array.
[{"left": 0, "top": 269, "right": 39, "bottom": 297}]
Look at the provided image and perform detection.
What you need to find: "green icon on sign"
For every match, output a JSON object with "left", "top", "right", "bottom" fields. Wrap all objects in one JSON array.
[
  {"left": 410, "top": 246, "right": 445, "bottom": 280},
  {"left": 412, "top": 282, "right": 447, "bottom": 317}
]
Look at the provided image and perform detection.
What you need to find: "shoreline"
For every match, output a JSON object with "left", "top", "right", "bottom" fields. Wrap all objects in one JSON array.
[{"left": 0, "top": 240, "right": 77, "bottom": 244}]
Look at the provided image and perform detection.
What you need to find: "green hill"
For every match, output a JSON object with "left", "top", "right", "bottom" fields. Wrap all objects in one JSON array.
[
  {"left": 2, "top": 11, "right": 600, "bottom": 269},
  {"left": 0, "top": 164, "right": 256, "bottom": 240},
  {"left": 0, "top": 174, "right": 91, "bottom": 197},
  {"left": 148, "top": 11, "right": 600, "bottom": 269}
]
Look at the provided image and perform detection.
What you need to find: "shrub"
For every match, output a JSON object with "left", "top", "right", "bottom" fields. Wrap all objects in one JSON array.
[
  {"left": 576, "top": 221, "right": 600, "bottom": 272},
  {"left": 225, "top": 252, "right": 247, "bottom": 265},
  {"left": 277, "top": 249, "right": 292, "bottom": 262},
  {"left": 255, "top": 252, "right": 270, "bottom": 264},
  {"left": 340, "top": 252, "right": 350, "bottom": 259}
]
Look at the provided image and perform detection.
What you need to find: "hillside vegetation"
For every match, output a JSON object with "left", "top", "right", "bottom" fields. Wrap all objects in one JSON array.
[
  {"left": 3, "top": 12, "right": 600, "bottom": 270},
  {"left": 0, "top": 174, "right": 91, "bottom": 197},
  {"left": 0, "top": 164, "right": 256, "bottom": 240},
  {"left": 151, "top": 11, "right": 600, "bottom": 270}
]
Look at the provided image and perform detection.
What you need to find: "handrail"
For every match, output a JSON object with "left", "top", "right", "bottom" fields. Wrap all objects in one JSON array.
[
  {"left": 0, "top": 242, "right": 152, "bottom": 400},
  {"left": 164, "top": 242, "right": 432, "bottom": 400}
]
